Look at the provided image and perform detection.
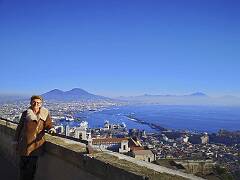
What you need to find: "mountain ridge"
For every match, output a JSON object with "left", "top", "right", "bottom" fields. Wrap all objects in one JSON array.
[
  {"left": 121, "top": 92, "right": 208, "bottom": 98},
  {"left": 41, "top": 88, "right": 111, "bottom": 102}
]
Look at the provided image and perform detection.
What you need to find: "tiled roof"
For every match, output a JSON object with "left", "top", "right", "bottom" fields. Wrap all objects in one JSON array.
[{"left": 130, "top": 146, "right": 145, "bottom": 151}]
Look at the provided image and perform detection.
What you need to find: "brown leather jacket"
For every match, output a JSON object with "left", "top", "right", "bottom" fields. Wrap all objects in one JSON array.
[{"left": 14, "top": 107, "right": 53, "bottom": 156}]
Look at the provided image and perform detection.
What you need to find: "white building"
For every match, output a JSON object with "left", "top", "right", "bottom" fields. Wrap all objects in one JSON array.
[
  {"left": 92, "top": 138, "right": 130, "bottom": 153},
  {"left": 65, "top": 125, "right": 70, "bottom": 136},
  {"left": 55, "top": 125, "right": 64, "bottom": 134},
  {"left": 75, "top": 121, "right": 92, "bottom": 143},
  {"left": 131, "top": 150, "right": 155, "bottom": 162},
  {"left": 104, "top": 120, "right": 110, "bottom": 130},
  {"left": 162, "top": 134, "right": 169, "bottom": 142}
]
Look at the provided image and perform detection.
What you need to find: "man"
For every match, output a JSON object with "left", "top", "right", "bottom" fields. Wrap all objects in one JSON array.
[{"left": 13, "top": 95, "right": 56, "bottom": 180}]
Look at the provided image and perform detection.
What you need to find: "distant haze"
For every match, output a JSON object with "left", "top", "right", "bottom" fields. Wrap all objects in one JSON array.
[
  {"left": 0, "top": 88, "right": 239, "bottom": 106},
  {"left": 116, "top": 93, "right": 240, "bottom": 106}
]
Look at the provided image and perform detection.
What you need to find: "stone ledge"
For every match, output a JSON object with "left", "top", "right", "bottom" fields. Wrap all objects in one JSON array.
[{"left": 0, "top": 119, "right": 205, "bottom": 180}]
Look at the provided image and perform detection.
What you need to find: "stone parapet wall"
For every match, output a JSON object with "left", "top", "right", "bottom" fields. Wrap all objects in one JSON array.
[{"left": 0, "top": 119, "right": 205, "bottom": 180}]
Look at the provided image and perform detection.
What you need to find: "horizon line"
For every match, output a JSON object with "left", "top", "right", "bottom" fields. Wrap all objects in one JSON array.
[{"left": 0, "top": 88, "right": 239, "bottom": 99}]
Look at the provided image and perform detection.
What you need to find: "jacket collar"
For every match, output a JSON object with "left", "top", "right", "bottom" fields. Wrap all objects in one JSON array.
[{"left": 26, "top": 107, "right": 49, "bottom": 121}]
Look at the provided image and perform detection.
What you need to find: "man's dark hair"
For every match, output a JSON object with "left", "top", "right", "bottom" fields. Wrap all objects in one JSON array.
[{"left": 30, "top": 95, "right": 43, "bottom": 102}]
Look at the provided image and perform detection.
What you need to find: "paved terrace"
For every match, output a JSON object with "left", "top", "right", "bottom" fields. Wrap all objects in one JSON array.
[
  {"left": 0, "top": 154, "right": 18, "bottom": 180},
  {"left": 0, "top": 119, "right": 205, "bottom": 180}
]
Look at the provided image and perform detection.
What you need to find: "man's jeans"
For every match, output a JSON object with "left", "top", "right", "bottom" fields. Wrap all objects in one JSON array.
[{"left": 19, "top": 156, "right": 38, "bottom": 180}]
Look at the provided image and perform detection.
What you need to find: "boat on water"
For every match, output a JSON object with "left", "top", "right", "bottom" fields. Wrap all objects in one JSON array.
[
  {"left": 60, "top": 115, "right": 75, "bottom": 121},
  {"left": 89, "top": 109, "right": 96, "bottom": 111}
]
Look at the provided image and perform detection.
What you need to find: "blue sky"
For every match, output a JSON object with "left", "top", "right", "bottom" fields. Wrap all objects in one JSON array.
[{"left": 0, "top": 0, "right": 240, "bottom": 97}]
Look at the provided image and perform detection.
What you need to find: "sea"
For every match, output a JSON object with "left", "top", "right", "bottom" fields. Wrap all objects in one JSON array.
[{"left": 71, "top": 105, "right": 240, "bottom": 133}]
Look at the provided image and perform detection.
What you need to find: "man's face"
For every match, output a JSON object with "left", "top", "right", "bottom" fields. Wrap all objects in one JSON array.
[{"left": 31, "top": 99, "right": 42, "bottom": 109}]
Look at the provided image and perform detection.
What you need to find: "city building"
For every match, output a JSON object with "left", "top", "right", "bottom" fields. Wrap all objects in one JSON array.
[
  {"left": 92, "top": 137, "right": 130, "bottom": 153},
  {"left": 130, "top": 150, "right": 155, "bottom": 162},
  {"left": 189, "top": 133, "right": 209, "bottom": 144}
]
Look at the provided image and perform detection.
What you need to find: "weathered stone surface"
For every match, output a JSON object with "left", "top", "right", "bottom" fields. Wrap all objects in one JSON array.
[{"left": 0, "top": 119, "right": 205, "bottom": 180}]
